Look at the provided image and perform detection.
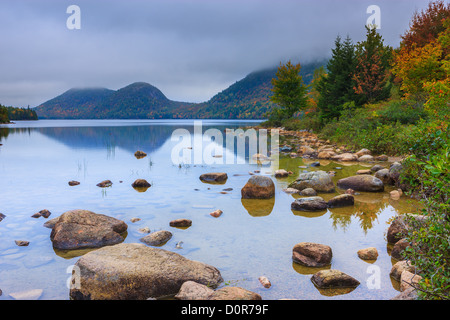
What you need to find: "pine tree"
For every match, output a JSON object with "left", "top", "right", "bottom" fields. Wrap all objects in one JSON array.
[{"left": 317, "top": 35, "right": 357, "bottom": 121}]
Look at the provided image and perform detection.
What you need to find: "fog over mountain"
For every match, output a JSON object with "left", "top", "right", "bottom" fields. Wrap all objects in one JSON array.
[{"left": 0, "top": 0, "right": 431, "bottom": 108}]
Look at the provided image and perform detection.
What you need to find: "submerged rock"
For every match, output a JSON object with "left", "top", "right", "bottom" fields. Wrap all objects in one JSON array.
[
  {"left": 292, "top": 242, "right": 332, "bottom": 267},
  {"left": 134, "top": 150, "right": 147, "bottom": 159},
  {"left": 241, "top": 176, "right": 275, "bottom": 199},
  {"left": 49, "top": 209, "right": 128, "bottom": 250},
  {"left": 69, "top": 243, "right": 223, "bottom": 300},
  {"left": 289, "top": 171, "right": 335, "bottom": 193},
  {"left": 337, "top": 175, "right": 384, "bottom": 192},
  {"left": 291, "top": 196, "right": 328, "bottom": 211},
  {"left": 169, "top": 219, "right": 192, "bottom": 228},
  {"left": 68, "top": 181, "right": 80, "bottom": 186},
  {"left": 0, "top": 213, "right": 5, "bottom": 222}
]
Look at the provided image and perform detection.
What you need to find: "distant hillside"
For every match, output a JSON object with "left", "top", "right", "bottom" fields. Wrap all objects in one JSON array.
[
  {"left": 35, "top": 60, "right": 326, "bottom": 120},
  {"left": 35, "top": 87, "right": 114, "bottom": 119}
]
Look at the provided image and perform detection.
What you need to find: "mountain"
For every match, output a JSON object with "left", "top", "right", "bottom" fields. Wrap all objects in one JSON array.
[
  {"left": 35, "top": 60, "right": 326, "bottom": 120},
  {"left": 34, "top": 87, "right": 114, "bottom": 119}
]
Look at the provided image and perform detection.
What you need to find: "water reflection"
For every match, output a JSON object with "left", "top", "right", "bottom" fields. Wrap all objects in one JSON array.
[{"left": 241, "top": 198, "right": 275, "bottom": 217}]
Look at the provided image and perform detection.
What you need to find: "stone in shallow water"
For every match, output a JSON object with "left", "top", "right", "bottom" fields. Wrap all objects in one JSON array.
[
  {"left": 291, "top": 197, "right": 328, "bottom": 212},
  {"left": 311, "top": 269, "right": 360, "bottom": 289},
  {"left": 241, "top": 176, "right": 275, "bottom": 199},
  {"left": 69, "top": 243, "right": 223, "bottom": 300}
]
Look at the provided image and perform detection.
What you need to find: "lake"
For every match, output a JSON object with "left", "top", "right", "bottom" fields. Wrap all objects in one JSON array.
[{"left": 0, "top": 119, "right": 419, "bottom": 300}]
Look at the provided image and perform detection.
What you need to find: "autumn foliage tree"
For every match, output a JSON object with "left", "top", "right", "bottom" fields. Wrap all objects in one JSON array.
[{"left": 353, "top": 26, "right": 393, "bottom": 104}]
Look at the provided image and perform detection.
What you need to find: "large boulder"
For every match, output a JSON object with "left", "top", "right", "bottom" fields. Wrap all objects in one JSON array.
[
  {"left": 389, "top": 162, "right": 403, "bottom": 185},
  {"left": 311, "top": 269, "right": 360, "bottom": 288},
  {"left": 70, "top": 243, "right": 223, "bottom": 300},
  {"left": 291, "top": 197, "right": 328, "bottom": 212},
  {"left": 337, "top": 175, "right": 384, "bottom": 192},
  {"left": 288, "top": 171, "right": 335, "bottom": 193},
  {"left": 241, "top": 176, "right": 275, "bottom": 199},
  {"left": 292, "top": 242, "right": 332, "bottom": 267},
  {"left": 331, "top": 153, "right": 358, "bottom": 162},
  {"left": 49, "top": 210, "right": 128, "bottom": 250}
]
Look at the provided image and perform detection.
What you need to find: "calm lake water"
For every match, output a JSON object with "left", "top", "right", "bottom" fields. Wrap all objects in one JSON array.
[{"left": 0, "top": 119, "right": 420, "bottom": 300}]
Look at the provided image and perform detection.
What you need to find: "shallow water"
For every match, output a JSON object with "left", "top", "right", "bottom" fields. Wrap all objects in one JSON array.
[{"left": 0, "top": 120, "right": 420, "bottom": 300}]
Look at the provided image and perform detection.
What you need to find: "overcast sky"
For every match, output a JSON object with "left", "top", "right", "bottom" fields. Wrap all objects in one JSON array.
[{"left": 0, "top": 0, "right": 433, "bottom": 107}]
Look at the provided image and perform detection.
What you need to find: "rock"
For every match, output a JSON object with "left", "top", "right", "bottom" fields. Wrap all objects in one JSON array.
[
  {"left": 207, "top": 287, "right": 262, "bottom": 300},
  {"left": 170, "top": 219, "right": 192, "bottom": 228},
  {"left": 374, "top": 168, "right": 393, "bottom": 184},
  {"left": 291, "top": 196, "right": 328, "bottom": 211},
  {"left": 299, "top": 188, "right": 317, "bottom": 196},
  {"left": 274, "top": 169, "right": 289, "bottom": 178},
  {"left": 390, "top": 190, "right": 401, "bottom": 200},
  {"left": 390, "top": 260, "right": 415, "bottom": 281},
  {"left": 386, "top": 215, "right": 408, "bottom": 244},
  {"left": 391, "top": 238, "right": 410, "bottom": 261},
  {"left": 138, "top": 227, "right": 151, "bottom": 234},
  {"left": 356, "top": 169, "right": 371, "bottom": 174},
  {"left": 280, "top": 145, "right": 293, "bottom": 152},
  {"left": 357, "top": 247, "right": 378, "bottom": 260},
  {"left": 258, "top": 276, "right": 271, "bottom": 288},
  {"left": 9, "top": 289, "right": 43, "bottom": 300},
  {"left": 389, "top": 162, "right": 403, "bottom": 185},
  {"left": 358, "top": 155, "right": 374, "bottom": 162},
  {"left": 288, "top": 171, "right": 335, "bottom": 193},
  {"left": 311, "top": 270, "right": 360, "bottom": 289},
  {"left": 299, "top": 145, "right": 315, "bottom": 155},
  {"left": 317, "top": 151, "right": 336, "bottom": 159},
  {"left": 375, "top": 154, "right": 389, "bottom": 161},
  {"left": 15, "top": 240, "right": 30, "bottom": 247},
  {"left": 210, "top": 209, "right": 223, "bottom": 218},
  {"left": 345, "top": 188, "right": 355, "bottom": 195},
  {"left": 130, "top": 217, "right": 141, "bottom": 223},
  {"left": 310, "top": 161, "right": 320, "bottom": 167},
  {"left": 49, "top": 209, "right": 128, "bottom": 250},
  {"left": 355, "top": 148, "right": 371, "bottom": 157},
  {"left": 175, "top": 281, "right": 214, "bottom": 300},
  {"left": 241, "top": 176, "right": 275, "bottom": 199},
  {"left": 292, "top": 242, "right": 332, "bottom": 267},
  {"left": 283, "top": 187, "right": 300, "bottom": 194},
  {"left": 32, "top": 209, "right": 51, "bottom": 219},
  {"left": 331, "top": 153, "right": 358, "bottom": 161},
  {"left": 327, "top": 194, "right": 354, "bottom": 208},
  {"left": 131, "top": 179, "right": 151, "bottom": 190},
  {"left": 199, "top": 172, "right": 228, "bottom": 183},
  {"left": 140, "top": 230, "right": 172, "bottom": 246},
  {"left": 69, "top": 243, "right": 223, "bottom": 300},
  {"left": 0, "top": 213, "right": 5, "bottom": 222},
  {"left": 370, "top": 164, "right": 384, "bottom": 172},
  {"left": 68, "top": 181, "right": 80, "bottom": 186},
  {"left": 337, "top": 175, "right": 384, "bottom": 192},
  {"left": 134, "top": 150, "right": 147, "bottom": 159},
  {"left": 400, "top": 270, "right": 422, "bottom": 292},
  {"left": 96, "top": 180, "right": 112, "bottom": 188},
  {"left": 391, "top": 286, "right": 418, "bottom": 300}
]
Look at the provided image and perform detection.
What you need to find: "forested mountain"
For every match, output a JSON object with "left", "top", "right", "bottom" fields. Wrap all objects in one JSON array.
[{"left": 34, "top": 61, "right": 326, "bottom": 120}]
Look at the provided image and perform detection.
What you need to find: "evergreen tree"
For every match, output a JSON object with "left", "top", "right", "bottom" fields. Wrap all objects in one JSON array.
[
  {"left": 317, "top": 35, "right": 357, "bottom": 121},
  {"left": 269, "top": 61, "right": 308, "bottom": 121},
  {"left": 353, "top": 26, "right": 393, "bottom": 104}
]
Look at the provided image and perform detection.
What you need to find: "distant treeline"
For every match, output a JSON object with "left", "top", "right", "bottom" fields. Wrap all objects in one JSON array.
[{"left": 0, "top": 104, "right": 38, "bottom": 123}]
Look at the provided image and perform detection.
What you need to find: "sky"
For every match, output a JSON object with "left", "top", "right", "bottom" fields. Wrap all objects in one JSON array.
[{"left": 0, "top": 0, "right": 434, "bottom": 107}]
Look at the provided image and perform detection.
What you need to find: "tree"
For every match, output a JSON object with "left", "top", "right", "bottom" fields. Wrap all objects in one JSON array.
[
  {"left": 317, "top": 35, "right": 357, "bottom": 121},
  {"left": 307, "top": 66, "right": 326, "bottom": 110},
  {"left": 353, "top": 26, "right": 393, "bottom": 104},
  {"left": 269, "top": 61, "right": 308, "bottom": 121}
]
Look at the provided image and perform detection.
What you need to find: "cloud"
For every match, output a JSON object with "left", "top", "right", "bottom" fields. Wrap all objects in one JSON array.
[{"left": 0, "top": 0, "right": 431, "bottom": 107}]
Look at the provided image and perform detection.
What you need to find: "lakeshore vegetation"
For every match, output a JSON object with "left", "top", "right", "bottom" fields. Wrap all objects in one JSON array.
[{"left": 262, "top": 0, "right": 449, "bottom": 300}]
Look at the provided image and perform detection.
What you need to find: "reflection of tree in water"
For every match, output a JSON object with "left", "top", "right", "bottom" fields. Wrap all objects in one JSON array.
[
  {"left": 0, "top": 128, "right": 9, "bottom": 142},
  {"left": 329, "top": 200, "right": 388, "bottom": 234}
]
